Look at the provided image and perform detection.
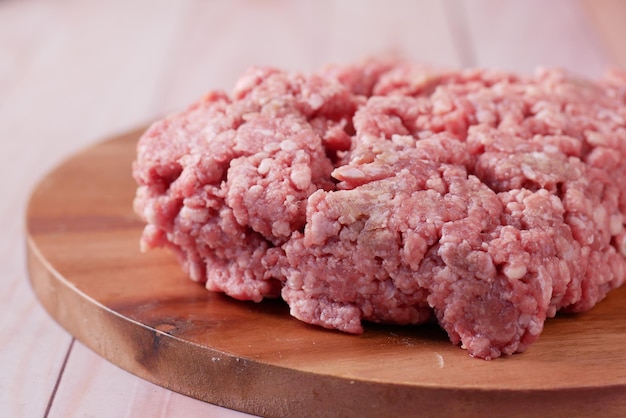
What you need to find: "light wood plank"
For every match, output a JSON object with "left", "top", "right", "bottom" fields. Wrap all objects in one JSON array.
[
  {"left": 582, "top": 0, "right": 626, "bottom": 69},
  {"left": 47, "top": 342, "right": 254, "bottom": 418},
  {"left": 151, "top": 0, "right": 322, "bottom": 113},
  {"left": 323, "top": 0, "right": 461, "bottom": 68},
  {"left": 0, "top": 253, "right": 72, "bottom": 418},
  {"left": 0, "top": 2, "right": 79, "bottom": 417},
  {"left": 456, "top": 0, "right": 611, "bottom": 76}
]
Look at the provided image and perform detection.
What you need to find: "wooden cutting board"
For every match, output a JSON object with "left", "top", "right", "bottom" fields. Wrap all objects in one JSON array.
[{"left": 26, "top": 128, "right": 626, "bottom": 418}]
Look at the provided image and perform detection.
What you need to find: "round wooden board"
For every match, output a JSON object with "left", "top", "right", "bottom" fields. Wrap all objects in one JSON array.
[{"left": 26, "top": 128, "right": 626, "bottom": 418}]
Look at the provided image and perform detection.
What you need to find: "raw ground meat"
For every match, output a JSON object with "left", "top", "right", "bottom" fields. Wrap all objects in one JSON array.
[{"left": 133, "top": 60, "right": 626, "bottom": 359}]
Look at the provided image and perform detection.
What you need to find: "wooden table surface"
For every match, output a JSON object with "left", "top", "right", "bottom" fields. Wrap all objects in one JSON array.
[{"left": 3, "top": 1, "right": 626, "bottom": 417}]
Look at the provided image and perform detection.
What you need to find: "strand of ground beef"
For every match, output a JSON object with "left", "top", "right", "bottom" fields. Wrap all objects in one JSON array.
[{"left": 133, "top": 60, "right": 626, "bottom": 359}]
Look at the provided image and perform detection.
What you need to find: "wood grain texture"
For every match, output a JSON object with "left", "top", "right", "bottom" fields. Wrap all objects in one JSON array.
[{"left": 26, "top": 129, "right": 626, "bottom": 417}]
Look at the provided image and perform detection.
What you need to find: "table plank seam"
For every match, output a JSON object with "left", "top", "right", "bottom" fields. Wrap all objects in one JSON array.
[{"left": 43, "top": 339, "right": 75, "bottom": 418}]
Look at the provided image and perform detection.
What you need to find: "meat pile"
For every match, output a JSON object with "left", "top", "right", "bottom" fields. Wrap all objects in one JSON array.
[{"left": 133, "top": 60, "right": 626, "bottom": 359}]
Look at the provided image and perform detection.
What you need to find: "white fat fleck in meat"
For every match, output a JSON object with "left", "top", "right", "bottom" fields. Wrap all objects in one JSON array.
[
  {"left": 272, "top": 220, "right": 292, "bottom": 237},
  {"left": 332, "top": 166, "right": 365, "bottom": 182},
  {"left": 144, "top": 205, "right": 157, "bottom": 224},
  {"left": 179, "top": 205, "right": 208, "bottom": 223},
  {"left": 290, "top": 164, "right": 312, "bottom": 190},
  {"left": 307, "top": 94, "right": 324, "bottom": 110},
  {"left": 504, "top": 264, "right": 528, "bottom": 280},
  {"left": 257, "top": 158, "right": 273, "bottom": 175},
  {"left": 280, "top": 139, "right": 298, "bottom": 151},
  {"left": 610, "top": 214, "right": 623, "bottom": 236}
]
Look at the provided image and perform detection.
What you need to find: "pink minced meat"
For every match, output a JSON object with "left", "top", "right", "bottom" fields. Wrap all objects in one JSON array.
[{"left": 133, "top": 60, "right": 626, "bottom": 359}]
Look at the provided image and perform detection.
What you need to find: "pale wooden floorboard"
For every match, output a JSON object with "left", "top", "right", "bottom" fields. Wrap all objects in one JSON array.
[
  {"left": 47, "top": 341, "right": 252, "bottom": 418},
  {"left": 457, "top": 0, "right": 611, "bottom": 76},
  {"left": 0, "top": 248, "right": 72, "bottom": 418},
  {"left": 322, "top": 0, "right": 461, "bottom": 68},
  {"left": 152, "top": 0, "right": 322, "bottom": 115},
  {"left": 0, "top": 2, "right": 77, "bottom": 417},
  {"left": 582, "top": 0, "right": 626, "bottom": 69}
]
